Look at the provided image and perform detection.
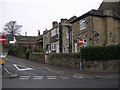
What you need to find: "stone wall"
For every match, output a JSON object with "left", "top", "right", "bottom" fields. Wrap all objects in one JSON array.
[
  {"left": 44, "top": 54, "right": 119, "bottom": 72},
  {"left": 83, "top": 60, "right": 118, "bottom": 72},
  {"left": 16, "top": 52, "right": 119, "bottom": 72},
  {"left": 30, "top": 53, "right": 45, "bottom": 63}
]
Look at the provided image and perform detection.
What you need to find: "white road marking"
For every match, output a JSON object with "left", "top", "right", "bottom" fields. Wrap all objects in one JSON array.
[
  {"left": 33, "top": 76, "right": 43, "bottom": 80},
  {"left": 18, "top": 75, "right": 86, "bottom": 80},
  {"left": 60, "top": 76, "right": 71, "bottom": 79},
  {"left": 20, "top": 76, "right": 30, "bottom": 80},
  {"left": 20, "top": 78, "right": 29, "bottom": 80},
  {"left": 13, "top": 64, "right": 34, "bottom": 71},
  {"left": 33, "top": 77, "right": 43, "bottom": 79},
  {"left": 47, "top": 76, "right": 57, "bottom": 79},
  {"left": 4, "top": 68, "right": 11, "bottom": 74},
  {"left": 73, "top": 75, "right": 85, "bottom": 79},
  {"left": 20, "top": 76, "right": 30, "bottom": 78},
  {"left": 34, "top": 76, "right": 43, "bottom": 78}
]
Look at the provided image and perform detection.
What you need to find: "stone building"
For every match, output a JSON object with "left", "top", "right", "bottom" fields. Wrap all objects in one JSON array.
[
  {"left": 15, "top": 36, "right": 37, "bottom": 51},
  {"left": 71, "top": 2, "right": 120, "bottom": 53},
  {"left": 6, "top": 29, "right": 43, "bottom": 52},
  {"left": 43, "top": 16, "right": 77, "bottom": 54},
  {"left": 60, "top": 16, "right": 77, "bottom": 53},
  {"left": 43, "top": 29, "right": 51, "bottom": 54},
  {"left": 36, "top": 30, "right": 43, "bottom": 52}
]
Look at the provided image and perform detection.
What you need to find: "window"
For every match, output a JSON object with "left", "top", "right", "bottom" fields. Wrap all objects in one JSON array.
[
  {"left": 80, "top": 18, "right": 86, "bottom": 30},
  {"left": 51, "top": 42, "right": 56, "bottom": 51},
  {"left": 66, "top": 31, "right": 69, "bottom": 38}
]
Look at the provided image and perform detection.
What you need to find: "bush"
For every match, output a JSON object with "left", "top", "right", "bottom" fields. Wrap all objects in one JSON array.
[{"left": 81, "top": 45, "right": 120, "bottom": 61}]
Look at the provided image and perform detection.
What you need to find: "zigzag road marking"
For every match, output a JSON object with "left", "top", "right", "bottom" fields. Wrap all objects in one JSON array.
[{"left": 13, "top": 64, "right": 34, "bottom": 71}]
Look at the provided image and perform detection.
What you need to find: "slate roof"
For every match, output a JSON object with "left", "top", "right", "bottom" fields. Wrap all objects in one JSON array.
[
  {"left": 98, "top": 2, "right": 120, "bottom": 16},
  {"left": 71, "top": 9, "right": 120, "bottom": 23},
  {"left": 6, "top": 34, "right": 37, "bottom": 42}
]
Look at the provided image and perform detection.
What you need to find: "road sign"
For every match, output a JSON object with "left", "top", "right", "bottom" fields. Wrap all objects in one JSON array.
[
  {"left": 79, "top": 38, "right": 83, "bottom": 48},
  {"left": 0, "top": 35, "right": 6, "bottom": 44}
]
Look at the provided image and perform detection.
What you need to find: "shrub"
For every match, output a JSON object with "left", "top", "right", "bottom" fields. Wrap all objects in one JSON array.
[{"left": 81, "top": 45, "right": 120, "bottom": 61}]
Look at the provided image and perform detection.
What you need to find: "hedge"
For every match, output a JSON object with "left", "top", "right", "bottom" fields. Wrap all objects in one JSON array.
[
  {"left": 81, "top": 45, "right": 120, "bottom": 61},
  {"left": 51, "top": 45, "right": 120, "bottom": 61}
]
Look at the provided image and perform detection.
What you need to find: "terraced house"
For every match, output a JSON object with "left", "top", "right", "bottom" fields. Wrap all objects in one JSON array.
[
  {"left": 43, "top": 1, "right": 120, "bottom": 54},
  {"left": 43, "top": 16, "right": 77, "bottom": 54},
  {"left": 71, "top": 2, "right": 120, "bottom": 53}
]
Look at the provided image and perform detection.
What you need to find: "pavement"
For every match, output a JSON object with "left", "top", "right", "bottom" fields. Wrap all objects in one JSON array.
[{"left": 2, "top": 55, "right": 119, "bottom": 79}]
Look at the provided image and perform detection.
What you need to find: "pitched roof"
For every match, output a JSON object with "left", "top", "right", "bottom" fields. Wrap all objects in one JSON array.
[
  {"left": 6, "top": 34, "right": 37, "bottom": 42},
  {"left": 98, "top": 2, "right": 120, "bottom": 16},
  {"left": 71, "top": 1, "right": 120, "bottom": 23},
  {"left": 71, "top": 8, "right": 120, "bottom": 23},
  {"left": 71, "top": 9, "right": 104, "bottom": 23}
]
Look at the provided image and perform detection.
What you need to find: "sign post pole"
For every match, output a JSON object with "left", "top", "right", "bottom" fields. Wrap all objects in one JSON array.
[
  {"left": 0, "top": 35, "right": 6, "bottom": 90},
  {"left": 79, "top": 38, "right": 84, "bottom": 70}
]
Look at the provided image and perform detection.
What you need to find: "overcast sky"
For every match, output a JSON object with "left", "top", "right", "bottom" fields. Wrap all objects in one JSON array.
[{"left": 0, "top": 0, "right": 103, "bottom": 36}]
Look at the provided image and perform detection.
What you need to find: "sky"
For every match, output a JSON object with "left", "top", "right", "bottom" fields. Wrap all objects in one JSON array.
[{"left": 0, "top": 0, "right": 104, "bottom": 36}]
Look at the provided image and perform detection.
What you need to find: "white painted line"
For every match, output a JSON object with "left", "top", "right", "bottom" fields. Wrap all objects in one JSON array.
[
  {"left": 20, "top": 78, "right": 29, "bottom": 80},
  {"left": 33, "top": 76, "right": 43, "bottom": 80},
  {"left": 60, "top": 76, "right": 71, "bottom": 79},
  {"left": 74, "top": 76, "right": 84, "bottom": 78},
  {"left": 47, "top": 76, "right": 57, "bottom": 79},
  {"left": 4, "top": 68, "right": 11, "bottom": 74},
  {"left": 47, "top": 77, "right": 57, "bottom": 79},
  {"left": 20, "top": 76, "right": 30, "bottom": 78},
  {"left": 47, "top": 76, "right": 56, "bottom": 78},
  {"left": 13, "top": 64, "right": 34, "bottom": 71},
  {"left": 33, "top": 78, "right": 43, "bottom": 80},
  {"left": 34, "top": 76, "right": 43, "bottom": 78}
]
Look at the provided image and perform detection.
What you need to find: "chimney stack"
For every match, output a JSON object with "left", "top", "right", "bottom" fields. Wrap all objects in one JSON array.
[
  {"left": 25, "top": 32, "right": 27, "bottom": 36},
  {"left": 52, "top": 21, "right": 58, "bottom": 28},
  {"left": 61, "top": 19, "right": 67, "bottom": 24},
  {"left": 38, "top": 30, "right": 40, "bottom": 36}
]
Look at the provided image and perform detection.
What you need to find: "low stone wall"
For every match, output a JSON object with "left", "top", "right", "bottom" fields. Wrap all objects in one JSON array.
[
  {"left": 30, "top": 52, "right": 45, "bottom": 63},
  {"left": 15, "top": 53, "right": 119, "bottom": 72},
  {"left": 44, "top": 54, "right": 119, "bottom": 72},
  {"left": 83, "top": 60, "right": 119, "bottom": 72}
]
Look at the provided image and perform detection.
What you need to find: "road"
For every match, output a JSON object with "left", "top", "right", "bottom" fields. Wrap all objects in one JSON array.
[{"left": 2, "top": 56, "right": 118, "bottom": 88}]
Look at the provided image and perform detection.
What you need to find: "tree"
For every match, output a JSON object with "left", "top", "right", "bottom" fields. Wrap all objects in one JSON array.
[{"left": 3, "top": 21, "right": 22, "bottom": 35}]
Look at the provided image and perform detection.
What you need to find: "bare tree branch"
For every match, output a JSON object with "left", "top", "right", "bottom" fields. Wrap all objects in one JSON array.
[{"left": 3, "top": 21, "right": 22, "bottom": 35}]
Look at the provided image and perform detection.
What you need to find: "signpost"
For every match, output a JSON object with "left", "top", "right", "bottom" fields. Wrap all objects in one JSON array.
[
  {"left": 79, "top": 38, "right": 84, "bottom": 70},
  {"left": 0, "top": 35, "right": 6, "bottom": 89},
  {"left": 0, "top": 35, "right": 6, "bottom": 44}
]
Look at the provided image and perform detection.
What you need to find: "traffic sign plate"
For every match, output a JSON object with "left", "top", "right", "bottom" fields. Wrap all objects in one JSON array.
[{"left": 0, "top": 36, "right": 6, "bottom": 44}]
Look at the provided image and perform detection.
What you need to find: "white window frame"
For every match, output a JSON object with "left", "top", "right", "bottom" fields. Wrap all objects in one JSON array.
[
  {"left": 80, "top": 18, "right": 86, "bottom": 30},
  {"left": 51, "top": 42, "right": 56, "bottom": 51},
  {"left": 66, "top": 31, "right": 69, "bottom": 39}
]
